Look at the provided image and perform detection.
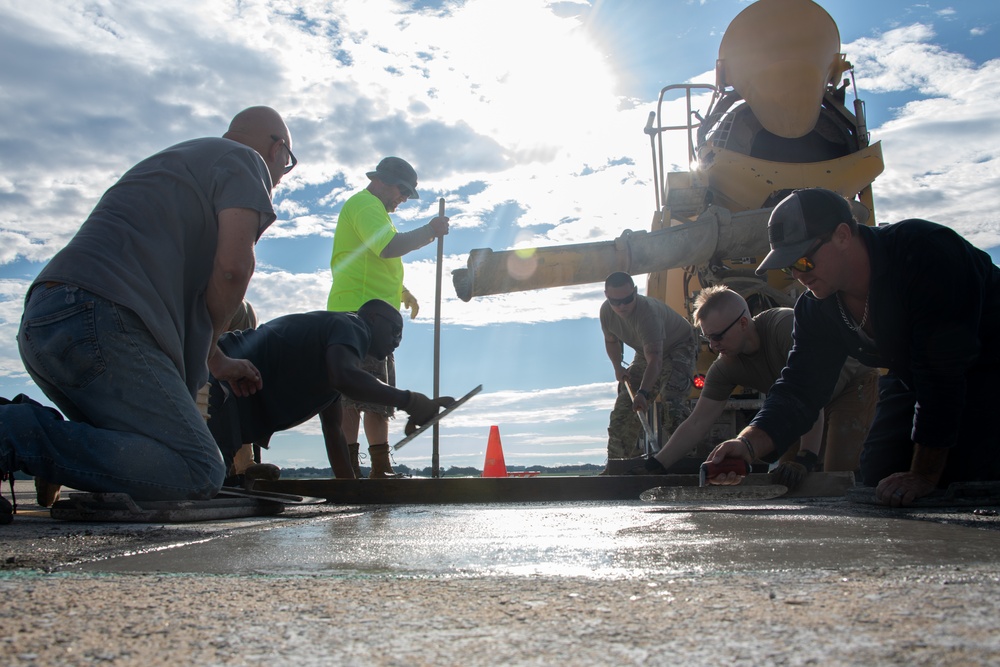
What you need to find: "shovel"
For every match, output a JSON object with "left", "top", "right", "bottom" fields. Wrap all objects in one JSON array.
[
  {"left": 623, "top": 378, "right": 658, "bottom": 455},
  {"left": 432, "top": 197, "right": 445, "bottom": 476}
]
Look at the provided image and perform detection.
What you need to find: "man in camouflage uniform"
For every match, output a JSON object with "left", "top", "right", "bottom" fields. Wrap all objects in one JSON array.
[{"left": 601, "top": 272, "right": 699, "bottom": 460}]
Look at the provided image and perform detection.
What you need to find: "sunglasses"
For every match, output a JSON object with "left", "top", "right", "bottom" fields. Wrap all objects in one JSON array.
[
  {"left": 781, "top": 236, "right": 830, "bottom": 276},
  {"left": 391, "top": 182, "right": 416, "bottom": 200},
  {"left": 701, "top": 310, "right": 746, "bottom": 343},
  {"left": 270, "top": 134, "right": 297, "bottom": 174},
  {"left": 607, "top": 287, "right": 637, "bottom": 307}
]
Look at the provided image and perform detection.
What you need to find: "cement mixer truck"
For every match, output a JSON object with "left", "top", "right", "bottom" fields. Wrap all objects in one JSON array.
[{"left": 452, "top": 0, "right": 883, "bottom": 454}]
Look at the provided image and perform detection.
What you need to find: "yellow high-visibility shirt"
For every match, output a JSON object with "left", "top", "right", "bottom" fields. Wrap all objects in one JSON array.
[{"left": 327, "top": 189, "right": 403, "bottom": 312}]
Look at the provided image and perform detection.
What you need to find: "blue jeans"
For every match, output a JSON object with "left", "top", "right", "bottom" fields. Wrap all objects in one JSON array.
[{"left": 1, "top": 284, "right": 225, "bottom": 500}]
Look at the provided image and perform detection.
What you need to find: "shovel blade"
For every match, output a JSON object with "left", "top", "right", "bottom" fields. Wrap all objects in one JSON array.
[
  {"left": 217, "top": 487, "right": 326, "bottom": 505},
  {"left": 640, "top": 484, "right": 788, "bottom": 503}
]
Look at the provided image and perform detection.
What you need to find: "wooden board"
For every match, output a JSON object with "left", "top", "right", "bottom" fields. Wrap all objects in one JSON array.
[
  {"left": 255, "top": 471, "right": 856, "bottom": 505},
  {"left": 50, "top": 492, "right": 284, "bottom": 522}
]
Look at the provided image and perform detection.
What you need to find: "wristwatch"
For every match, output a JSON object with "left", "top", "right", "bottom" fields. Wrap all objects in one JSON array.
[{"left": 636, "top": 388, "right": 651, "bottom": 400}]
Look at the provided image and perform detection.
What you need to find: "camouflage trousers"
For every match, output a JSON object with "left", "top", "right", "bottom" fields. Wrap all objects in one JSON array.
[{"left": 607, "top": 333, "right": 699, "bottom": 460}]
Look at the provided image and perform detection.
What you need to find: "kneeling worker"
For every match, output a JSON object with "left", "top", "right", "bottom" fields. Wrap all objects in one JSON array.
[
  {"left": 207, "top": 299, "right": 452, "bottom": 478},
  {"left": 636, "top": 286, "right": 878, "bottom": 489},
  {"left": 704, "top": 188, "right": 1000, "bottom": 506}
]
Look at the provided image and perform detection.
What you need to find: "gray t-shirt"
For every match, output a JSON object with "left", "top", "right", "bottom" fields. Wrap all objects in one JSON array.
[
  {"left": 35, "top": 137, "right": 275, "bottom": 392},
  {"left": 600, "top": 294, "right": 695, "bottom": 363},
  {"left": 702, "top": 308, "right": 871, "bottom": 402}
]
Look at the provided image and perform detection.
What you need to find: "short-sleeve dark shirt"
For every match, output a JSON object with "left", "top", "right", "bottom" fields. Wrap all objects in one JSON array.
[{"left": 208, "top": 311, "right": 370, "bottom": 457}]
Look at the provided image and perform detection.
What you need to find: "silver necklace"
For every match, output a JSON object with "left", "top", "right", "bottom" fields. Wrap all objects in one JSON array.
[{"left": 836, "top": 292, "right": 869, "bottom": 332}]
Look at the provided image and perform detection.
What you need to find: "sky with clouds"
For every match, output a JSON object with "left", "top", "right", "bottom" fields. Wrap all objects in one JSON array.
[{"left": 1, "top": 0, "right": 998, "bottom": 471}]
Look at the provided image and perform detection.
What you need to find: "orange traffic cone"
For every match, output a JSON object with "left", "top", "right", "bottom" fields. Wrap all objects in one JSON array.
[{"left": 482, "top": 425, "right": 508, "bottom": 478}]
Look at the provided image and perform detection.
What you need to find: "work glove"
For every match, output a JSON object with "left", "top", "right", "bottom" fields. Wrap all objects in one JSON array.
[
  {"left": 401, "top": 288, "right": 419, "bottom": 320},
  {"left": 769, "top": 450, "right": 819, "bottom": 491},
  {"left": 403, "top": 391, "right": 455, "bottom": 435}
]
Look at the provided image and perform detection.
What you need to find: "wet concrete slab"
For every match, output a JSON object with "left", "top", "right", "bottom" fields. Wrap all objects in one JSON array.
[
  {"left": 67, "top": 500, "right": 1000, "bottom": 578},
  {"left": 6, "top": 482, "right": 1000, "bottom": 665}
]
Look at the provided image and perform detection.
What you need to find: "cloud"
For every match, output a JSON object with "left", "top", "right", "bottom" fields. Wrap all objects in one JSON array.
[
  {"left": 0, "top": 0, "right": 655, "bottom": 265},
  {"left": 4, "top": 4, "right": 997, "bottom": 265},
  {"left": 265, "top": 214, "right": 337, "bottom": 239},
  {"left": 243, "top": 270, "right": 333, "bottom": 324},
  {"left": 0, "top": 280, "right": 31, "bottom": 378},
  {"left": 846, "top": 25, "right": 1000, "bottom": 245}
]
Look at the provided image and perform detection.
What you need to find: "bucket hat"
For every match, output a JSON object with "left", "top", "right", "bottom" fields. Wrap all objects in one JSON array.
[{"left": 366, "top": 157, "right": 419, "bottom": 199}]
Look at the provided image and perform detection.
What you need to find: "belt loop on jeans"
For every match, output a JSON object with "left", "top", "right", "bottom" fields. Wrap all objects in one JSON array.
[{"left": 26, "top": 281, "right": 57, "bottom": 303}]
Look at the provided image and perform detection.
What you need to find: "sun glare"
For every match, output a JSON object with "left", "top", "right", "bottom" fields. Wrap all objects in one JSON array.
[{"left": 437, "top": 0, "right": 620, "bottom": 152}]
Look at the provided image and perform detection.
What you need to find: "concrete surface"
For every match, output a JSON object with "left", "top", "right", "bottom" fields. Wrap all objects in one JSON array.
[{"left": 2, "top": 479, "right": 1000, "bottom": 666}]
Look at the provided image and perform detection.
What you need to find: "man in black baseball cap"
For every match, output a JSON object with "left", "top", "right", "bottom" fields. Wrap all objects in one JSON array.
[
  {"left": 701, "top": 187, "right": 1000, "bottom": 507},
  {"left": 755, "top": 188, "right": 856, "bottom": 275}
]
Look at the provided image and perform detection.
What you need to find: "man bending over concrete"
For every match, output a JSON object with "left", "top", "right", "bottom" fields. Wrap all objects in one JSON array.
[
  {"left": 207, "top": 300, "right": 452, "bottom": 478},
  {"left": 634, "top": 286, "right": 877, "bottom": 489}
]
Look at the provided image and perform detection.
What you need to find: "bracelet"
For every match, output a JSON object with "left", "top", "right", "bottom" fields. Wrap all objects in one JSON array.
[{"left": 737, "top": 435, "right": 755, "bottom": 461}]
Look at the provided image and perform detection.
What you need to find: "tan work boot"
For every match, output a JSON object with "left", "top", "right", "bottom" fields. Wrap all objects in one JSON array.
[
  {"left": 368, "top": 443, "right": 405, "bottom": 479},
  {"left": 348, "top": 443, "right": 362, "bottom": 478},
  {"left": 34, "top": 477, "right": 62, "bottom": 507}
]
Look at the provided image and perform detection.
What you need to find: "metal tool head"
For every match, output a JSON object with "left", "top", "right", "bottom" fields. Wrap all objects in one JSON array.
[
  {"left": 640, "top": 484, "right": 787, "bottom": 503},
  {"left": 393, "top": 384, "right": 483, "bottom": 450}
]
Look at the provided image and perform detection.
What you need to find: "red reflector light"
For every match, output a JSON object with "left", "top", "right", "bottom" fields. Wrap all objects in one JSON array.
[{"left": 693, "top": 374, "right": 706, "bottom": 389}]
